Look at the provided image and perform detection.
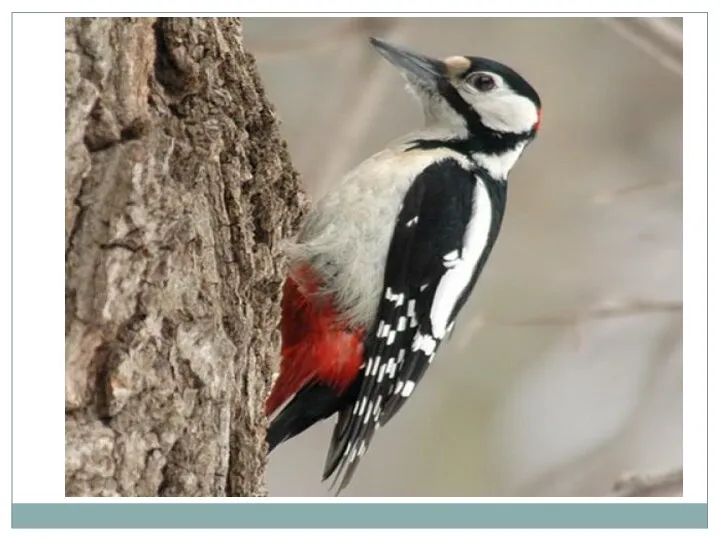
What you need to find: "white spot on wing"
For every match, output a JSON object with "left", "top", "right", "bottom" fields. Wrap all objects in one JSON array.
[
  {"left": 393, "top": 349, "right": 405, "bottom": 376},
  {"left": 371, "top": 356, "right": 380, "bottom": 376},
  {"left": 412, "top": 333, "right": 437, "bottom": 356},
  {"left": 387, "top": 356, "right": 397, "bottom": 378},
  {"left": 373, "top": 397, "right": 382, "bottom": 416},
  {"left": 376, "top": 321, "right": 386, "bottom": 337},
  {"left": 406, "top": 216, "right": 419, "bottom": 227},
  {"left": 384, "top": 288, "right": 406, "bottom": 308},
  {"left": 443, "top": 250, "right": 460, "bottom": 268},
  {"left": 401, "top": 381, "right": 416, "bottom": 397},
  {"left": 377, "top": 364, "right": 387, "bottom": 382},
  {"left": 407, "top": 299, "right": 416, "bottom": 318},
  {"left": 397, "top": 316, "right": 407, "bottom": 332},
  {"left": 363, "top": 404, "right": 372, "bottom": 424},
  {"left": 430, "top": 180, "right": 493, "bottom": 338},
  {"left": 387, "top": 330, "right": 396, "bottom": 345}
]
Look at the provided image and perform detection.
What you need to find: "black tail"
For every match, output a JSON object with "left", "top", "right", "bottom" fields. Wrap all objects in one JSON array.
[{"left": 266, "top": 381, "right": 349, "bottom": 452}]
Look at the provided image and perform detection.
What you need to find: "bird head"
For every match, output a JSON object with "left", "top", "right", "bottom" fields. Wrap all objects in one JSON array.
[{"left": 370, "top": 37, "right": 542, "bottom": 142}]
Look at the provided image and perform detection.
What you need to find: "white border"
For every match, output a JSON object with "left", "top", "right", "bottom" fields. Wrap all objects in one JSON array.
[{"left": 680, "top": 12, "right": 708, "bottom": 505}]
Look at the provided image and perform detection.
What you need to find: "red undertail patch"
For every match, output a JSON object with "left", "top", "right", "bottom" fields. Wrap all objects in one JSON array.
[{"left": 265, "top": 263, "right": 364, "bottom": 416}]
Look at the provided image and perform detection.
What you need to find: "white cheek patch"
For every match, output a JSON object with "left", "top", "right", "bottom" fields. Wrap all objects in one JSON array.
[
  {"left": 464, "top": 86, "right": 539, "bottom": 134},
  {"left": 481, "top": 92, "right": 538, "bottom": 133}
]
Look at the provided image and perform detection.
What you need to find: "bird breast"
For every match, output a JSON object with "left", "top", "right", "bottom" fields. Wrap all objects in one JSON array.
[{"left": 284, "top": 144, "right": 472, "bottom": 330}]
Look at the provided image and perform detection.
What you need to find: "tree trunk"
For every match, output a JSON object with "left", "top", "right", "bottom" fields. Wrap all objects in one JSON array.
[{"left": 65, "top": 17, "right": 305, "bottom": 497}]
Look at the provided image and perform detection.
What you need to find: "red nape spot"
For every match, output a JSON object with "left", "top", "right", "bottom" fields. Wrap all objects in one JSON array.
[
  {"left": 265, "top": 263, "right": 364, "bottom": 416},
  {"left": 534, "top": 108, "right": 543, "bottom": 131}
]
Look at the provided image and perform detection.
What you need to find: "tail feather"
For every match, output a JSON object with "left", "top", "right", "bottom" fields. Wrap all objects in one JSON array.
[
  {"left": 266, "top": 402, "right": 303, "bottom": 452},
  {"left": 266, "top": 382, "right": 346, "bottom": 452},
  {"left": 321, "top": 406, "right": 353, "bottom": 480}
]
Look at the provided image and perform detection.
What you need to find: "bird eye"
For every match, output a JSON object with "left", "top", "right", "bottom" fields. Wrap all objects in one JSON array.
[{"left": 467, "top": 73, "right": 496, "bottom": 92}]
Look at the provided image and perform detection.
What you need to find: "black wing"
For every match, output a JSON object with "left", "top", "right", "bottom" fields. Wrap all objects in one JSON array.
[{"left": 323, "top": 158, "right": 507, "bottom": 492}]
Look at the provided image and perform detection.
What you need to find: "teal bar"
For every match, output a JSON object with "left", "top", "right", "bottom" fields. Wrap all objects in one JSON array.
[{"left": 11, "top": 503, "right": 708, "bottom": 529}]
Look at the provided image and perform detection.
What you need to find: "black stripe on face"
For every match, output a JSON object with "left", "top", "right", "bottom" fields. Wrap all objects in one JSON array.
[
  {"left": 408, "top": 133, "right": 527, "bottom": 161},
  {"left": 437, "top": 79, "right": 483, "bottom": 131}
]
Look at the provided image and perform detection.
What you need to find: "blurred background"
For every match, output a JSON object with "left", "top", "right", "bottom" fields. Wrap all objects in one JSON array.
[{"left": 243, "top": 17, "right": 683, "bottom": 497}]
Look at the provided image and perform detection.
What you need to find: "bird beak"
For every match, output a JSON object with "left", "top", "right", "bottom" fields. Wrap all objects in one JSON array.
[{"left": 370, "top": 37, "right": 445, "bottom": 87}]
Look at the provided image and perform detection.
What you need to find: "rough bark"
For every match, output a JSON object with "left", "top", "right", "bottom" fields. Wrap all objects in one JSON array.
[{"left": 65, "top": 17, "right": 305, "bottom": 497}]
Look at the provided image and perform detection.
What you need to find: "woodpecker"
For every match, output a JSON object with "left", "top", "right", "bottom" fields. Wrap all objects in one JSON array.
[{"left": 265, "top": 37, "right": 541, "bottom": 492}]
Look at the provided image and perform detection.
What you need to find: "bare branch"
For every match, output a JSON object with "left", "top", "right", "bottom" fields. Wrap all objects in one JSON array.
[
  {"left": 602, "top": 17, "right": 682, "bottom": 76},
  {"left": 491, "top": 299, "right": 682, "bottom": 328},
  {"left": 303, "top": 21, "right": 410, "bottom": 196},
  {"left": 592, "top": 178, "right": 681, "bottom": 205},
  {"left": 611, "top": 468, "right": 683, "bottom": 496},
  {"left": 251, "top": 18, "right": 399, "bottom": 60}
]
